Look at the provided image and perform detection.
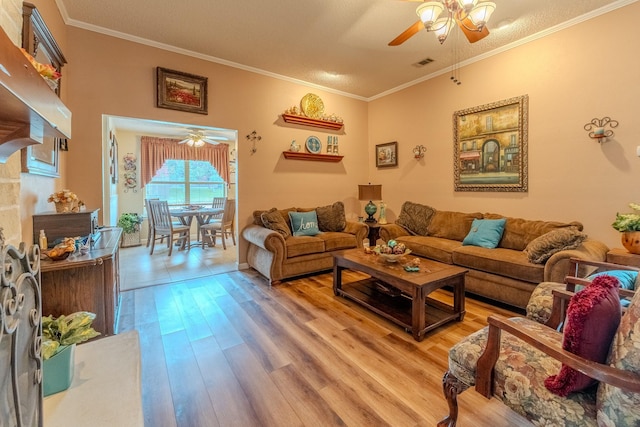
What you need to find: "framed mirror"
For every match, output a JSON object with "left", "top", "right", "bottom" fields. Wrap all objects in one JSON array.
[{"left": 22, "top": 2, "right": 66, "bottom": 96}]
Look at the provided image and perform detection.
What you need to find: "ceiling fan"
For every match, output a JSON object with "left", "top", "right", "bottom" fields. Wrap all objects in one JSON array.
[
  {"left": 388, "top": 0, "right": 496, "bottom": 46},
  {"left": 178, "top": 129, "right": 229, "bottom": 147}
]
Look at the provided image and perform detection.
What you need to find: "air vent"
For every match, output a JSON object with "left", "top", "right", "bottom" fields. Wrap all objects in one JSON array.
[{"left": 413, "top": 57, "right": 434, "bottom": 67}]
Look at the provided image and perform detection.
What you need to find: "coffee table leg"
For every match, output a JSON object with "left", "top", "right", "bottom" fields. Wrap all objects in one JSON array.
[
  {"left": 333, "top": 259, "right": 343, "bottom": 296},
  {"left": 412, "top": 287, "right": 426, "bottom": 342},
  {"left": 454, "top": 276, "right": 466, "bottom": 321}
]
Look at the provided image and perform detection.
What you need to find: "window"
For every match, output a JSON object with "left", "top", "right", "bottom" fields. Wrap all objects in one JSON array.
[{"left": 145, "top": 159, "right": 225, "bottom": 206}]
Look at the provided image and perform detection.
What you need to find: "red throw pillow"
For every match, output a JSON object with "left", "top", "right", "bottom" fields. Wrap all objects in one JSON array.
[{"left": 544, "top": 275, "right": 621, "bottom": 396}]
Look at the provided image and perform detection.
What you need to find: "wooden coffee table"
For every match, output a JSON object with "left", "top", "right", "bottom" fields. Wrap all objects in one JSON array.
[{"left": 333, "top": 249, "right": 467, "bottom": 341}]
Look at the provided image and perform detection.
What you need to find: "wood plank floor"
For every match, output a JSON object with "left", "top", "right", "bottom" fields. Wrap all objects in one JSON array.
[{"left": 117, "top": 269, "right": 533, "bottom": 426}]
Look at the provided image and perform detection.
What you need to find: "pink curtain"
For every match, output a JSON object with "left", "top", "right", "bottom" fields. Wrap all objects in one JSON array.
[{"left": 140, "top": 136, "right": 230, "bottom": 189}]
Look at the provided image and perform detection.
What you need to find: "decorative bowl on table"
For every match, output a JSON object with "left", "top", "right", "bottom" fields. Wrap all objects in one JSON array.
[
  {"left": 374, "top": 247, "right": 412, "bottom": 262},
  {"left": 43, "top": 249, "right": 72, "bottom": 261}
]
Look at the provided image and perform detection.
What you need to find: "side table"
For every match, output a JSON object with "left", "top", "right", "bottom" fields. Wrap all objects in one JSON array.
[
  {"left": 606, "top": 248, "right": 640, "bottom": 268},
  {"left": 366, "top": 223, "right": 381, "bottom": 247}
]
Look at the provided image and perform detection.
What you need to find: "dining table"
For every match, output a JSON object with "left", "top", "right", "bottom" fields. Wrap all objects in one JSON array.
[{"left": 170, "top": 205, "right": 224, "bottom": 247}]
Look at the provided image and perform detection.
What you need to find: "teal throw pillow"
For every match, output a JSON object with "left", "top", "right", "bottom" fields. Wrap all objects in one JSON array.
[
  {"left": 587, "top": 270, "right": 638, "bottom": 291},
  {"left": 289, "top": 211, "right": 320, "bottom": 236},
  {"left": 462, "top": 218, "right": 506, "bottom": 249},
  {"left": 575, "top": 270, "right": 639, "bottom": 307}
]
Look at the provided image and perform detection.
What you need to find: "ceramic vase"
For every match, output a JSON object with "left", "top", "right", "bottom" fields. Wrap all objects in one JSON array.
[
  {"left": 43, "top": 344, "right": 75, "bottom": 396},
  {"left": 621, "top": 231, "right": 640, "bottom": 254}
]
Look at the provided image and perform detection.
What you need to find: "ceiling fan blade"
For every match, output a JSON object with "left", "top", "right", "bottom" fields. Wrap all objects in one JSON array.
[
  {"left": 203, "top": 137, "right": 223, "bottom": 145},
  {"left": 388, "top": 20, "right": 424, "bottom": 46},
  {"left": 456, "top": 16, "right": 489, "bottom": 43},
  {"left": 178, "top": 138, "right": 190, "bottom": 144}
]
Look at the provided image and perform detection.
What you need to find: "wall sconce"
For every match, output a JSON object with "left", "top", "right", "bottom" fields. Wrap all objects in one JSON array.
[
  {"left": 246, "top": 130, "right": 262, "bottom": 154},
  {"left": 413, "top": 145, "right": 426, "bottom": 159},
  {"left": 584, "top": 117, "right": 618, "bottom": 143}
]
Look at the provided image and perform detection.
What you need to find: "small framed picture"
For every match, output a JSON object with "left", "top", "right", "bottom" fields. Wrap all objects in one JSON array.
[
  {"left": 156, "top": 67, "right": 208, "bottom": 115},
  {"left": 376, "top": 141, "right": 398, "bottom": 168}
]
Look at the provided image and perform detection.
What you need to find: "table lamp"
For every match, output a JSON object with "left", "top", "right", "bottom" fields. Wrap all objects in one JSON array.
[{"left": 358, "top": 184, "right": 382, "bottom": 223}]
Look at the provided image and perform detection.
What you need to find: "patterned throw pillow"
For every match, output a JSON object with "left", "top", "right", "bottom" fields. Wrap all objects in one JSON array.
[
  {"left": 288, "top": 211, "right": 320, "bottom": 236},
  {"left": 545, "top": 275, "right": 621, "bottom": 396},
  {"left": 260, "top": 208, "right": 291, "bottom": 238},
  {"left": 395, "top": 201, "right": 435, "bottom": 236},
  {"left": 316, "top": 201, "right": 346, "bottom": 232},
  {"left": 523, "top": 227, "right": 587, "bottom": 264}
]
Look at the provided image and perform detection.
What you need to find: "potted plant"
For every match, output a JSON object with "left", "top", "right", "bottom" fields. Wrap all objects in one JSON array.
[
  {"left": 117, "top": 212, "right": 143, "bottom": 247},
  {"left": 612, "top": 202, "right": 640, "bottom": 254},
  {"left": 41, "top": 311, "right": 100, "bottom": 396}
]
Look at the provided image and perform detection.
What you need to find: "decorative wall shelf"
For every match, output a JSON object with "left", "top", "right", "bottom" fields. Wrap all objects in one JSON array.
[
  {"left": 281, "top": 114, "right": 343, "bottom": 131},
  {"left": 282, "top": 151, "right": 343, "bottom": 163}
]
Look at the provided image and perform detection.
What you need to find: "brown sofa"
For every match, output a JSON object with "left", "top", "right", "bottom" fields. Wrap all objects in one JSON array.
[
  {"left": 379, "top": 202, "right": 609, "bottom": 309},
  {"left": 242, "top": 203, "right": 368, "bottom": 284}
]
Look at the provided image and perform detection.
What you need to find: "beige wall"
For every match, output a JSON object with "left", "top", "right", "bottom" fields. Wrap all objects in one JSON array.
[
  {"left": 368, "top": 2, "right": 640, "bottom": 249},
  {"left": 5, "top": 2, "right": 638, "bottom": 254},
  {"left": 62, "top": 27, "right": 369, "bottom": 263}
]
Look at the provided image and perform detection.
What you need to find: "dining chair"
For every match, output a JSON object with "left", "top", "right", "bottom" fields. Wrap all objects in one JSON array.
[
  {"left": 201, "top": 199, "right": 236, "bottom": 249},
  {"left": 148, "top": 200, "right": 191, "bottom": 256},
  {"left": 144, "top": 198, "right": 159, "bottom": 247},
  {"left": 211, "top": 197, "right": 226, "bottom": 220}
]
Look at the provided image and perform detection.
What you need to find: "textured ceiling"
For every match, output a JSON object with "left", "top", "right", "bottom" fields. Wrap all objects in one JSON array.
[{"left": 56, "top": 0, "right": 631, "bottom": 100}]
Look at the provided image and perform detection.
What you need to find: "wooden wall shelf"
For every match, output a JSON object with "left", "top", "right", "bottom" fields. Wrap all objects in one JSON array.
[
  {"left": 282, "top": 151, "right": 343, "bottom": 162},
  {"left": 282, "top": 114, "right": 343, "bottom": 131}
]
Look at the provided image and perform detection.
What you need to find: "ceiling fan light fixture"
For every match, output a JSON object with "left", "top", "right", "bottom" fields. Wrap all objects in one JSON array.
[
  {"left": 416, "top": 2, "right": 445, "bottom": 29},
  {"left": 457, "top": 0, "right": 478, "bottom": 13},
  {"left": 468, "top": 1, "right": 496, "bottom": 30},
  {"left": 433, "top": 17, "right": 454, "bottom": 44}
]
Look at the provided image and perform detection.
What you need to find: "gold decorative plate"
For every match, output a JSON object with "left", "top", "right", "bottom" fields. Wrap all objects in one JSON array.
[{"left": 300, "top": 93, "right": 324, "bottom": 119}]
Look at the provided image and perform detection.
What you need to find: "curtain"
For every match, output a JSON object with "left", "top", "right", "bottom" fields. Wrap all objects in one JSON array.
[{"left": 140, "top": 136, "right": 230, "bottom": 189}]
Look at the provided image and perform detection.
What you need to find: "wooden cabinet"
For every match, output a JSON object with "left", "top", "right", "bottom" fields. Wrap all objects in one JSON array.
[
  {"left": 33, "top": 209, "right": 99, "bottom": 247},
  {"left": 40, "top": 228, "right": 122, "bottom": 336}
]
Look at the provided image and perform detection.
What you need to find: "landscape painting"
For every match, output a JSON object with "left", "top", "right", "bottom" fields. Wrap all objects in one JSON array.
[{"left": 156, "top": 67, "right": 208, "bottom": 114}]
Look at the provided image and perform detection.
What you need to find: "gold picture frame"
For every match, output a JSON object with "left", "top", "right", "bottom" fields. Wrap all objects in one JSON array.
[
  {"left": 156, "top": 67, "right": 208, "bottom": 115},
  {"left": 453, "top": 95, "right": 529, "bottom": 192}
]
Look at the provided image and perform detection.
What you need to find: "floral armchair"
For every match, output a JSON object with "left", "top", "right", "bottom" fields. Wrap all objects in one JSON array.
[{"left": 438, "top": 266, "right": 640, "bottom": 427}]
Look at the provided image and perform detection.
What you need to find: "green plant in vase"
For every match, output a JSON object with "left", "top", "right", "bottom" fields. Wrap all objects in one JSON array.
[
  {"left": 41, "top": 311, "right": 100, "bottom": 396},
  {"left": 117, "top": 213, "right": 143, "bottom": 234},
  {"left": 612, "top": 203, "right": 640, "bottom": 254},
  {"left": 42, "top": 311, "right": 100, "bottom": 360}
]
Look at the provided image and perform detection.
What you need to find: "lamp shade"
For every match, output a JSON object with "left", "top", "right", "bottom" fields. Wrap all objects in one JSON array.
[
  {"left": 416, "top": 2, "right": 445, "bottom": 27},
  {"left": 358, "top": 184, "right": 382, "bottom": 201}
]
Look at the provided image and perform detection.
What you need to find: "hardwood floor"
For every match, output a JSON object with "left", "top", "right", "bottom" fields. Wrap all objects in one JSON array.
[{"left": 117, "top": 267, "right": 533, "bottom": 426}]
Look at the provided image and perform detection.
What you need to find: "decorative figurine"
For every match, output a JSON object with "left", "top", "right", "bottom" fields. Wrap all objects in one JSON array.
[{"left": 378, "top": 201, "right": 387, "bottom": 224}]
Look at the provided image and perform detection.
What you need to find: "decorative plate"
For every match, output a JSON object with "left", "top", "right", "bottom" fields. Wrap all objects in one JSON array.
[
  {"left": 300, "top": 93, "right": 324, "bottom": 119},
  {"left": 305, "top": 136, "right": 322, "bottom": 154}
]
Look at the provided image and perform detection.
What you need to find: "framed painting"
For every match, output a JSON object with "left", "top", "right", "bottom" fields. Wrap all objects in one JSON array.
[
  {"left": 21, "top": 137, "right": 60, "bottom": 177},
  {"left": 376, "top": 141, "right": 398, "bottom": 168},
  {"left": 453, "top": 95, "right": 529, "bottom": 192},
  {"left": 156, "top": 67, "right": 208, "bottom": 114}
]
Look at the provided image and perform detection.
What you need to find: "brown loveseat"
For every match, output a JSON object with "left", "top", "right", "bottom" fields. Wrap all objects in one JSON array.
[
  {"left": 242, "top": 202, "right": 368, "bottom": 284},
  {"left": 379, "top": 202, "right": 609, "bottom": 309}
]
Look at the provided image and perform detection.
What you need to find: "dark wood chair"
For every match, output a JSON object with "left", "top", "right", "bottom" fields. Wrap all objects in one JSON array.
[
  {"left": 148, "top": 200, "right": 190, "bottom": 256},
  {"left": 438, "top": 265, "right": 640, "bottom": 427}
]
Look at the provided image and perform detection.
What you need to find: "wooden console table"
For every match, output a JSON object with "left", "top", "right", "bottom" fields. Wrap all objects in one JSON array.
[{"left": 40, "top": 227, "right": 122, "bottom": 335}]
